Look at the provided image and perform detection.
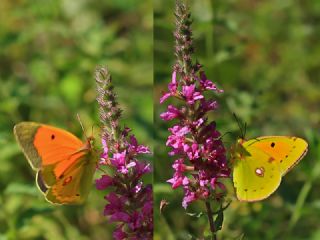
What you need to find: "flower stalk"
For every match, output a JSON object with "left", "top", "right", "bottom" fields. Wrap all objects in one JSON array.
[
  {"left": 96, "top": 66, "right": 153, "bottom": 240},
  {"left": 205, "top": 201, "right": 217, "bottom": 240}
]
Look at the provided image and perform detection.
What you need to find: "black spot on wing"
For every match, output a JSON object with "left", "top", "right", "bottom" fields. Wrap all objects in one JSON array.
[{"left": 51, "top": 134, "right": 55, "bottom": 140}]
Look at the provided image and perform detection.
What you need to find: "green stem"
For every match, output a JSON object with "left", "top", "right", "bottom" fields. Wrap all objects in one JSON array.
[{"left": 205, "top": 201, "right": 217, "bottom": 240}]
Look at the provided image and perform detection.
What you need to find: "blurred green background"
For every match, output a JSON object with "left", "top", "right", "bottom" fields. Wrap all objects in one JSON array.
[
  {"left": 154, "top": 0, "right": 320, "bottom": 239},
  {"left": 0, "top": 0, "right": 152, "bottom": 239}
]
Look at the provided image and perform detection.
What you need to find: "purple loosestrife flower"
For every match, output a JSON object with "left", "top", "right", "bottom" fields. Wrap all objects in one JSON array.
[
  {"left": 160, "top": 1, "right": 231, "bottom": 210},
  {"left": 160, "top": 71, "right": 178, "bottom": 103},
  {"left": 96, "top": 66, "right": 153, "bottom": 240}
]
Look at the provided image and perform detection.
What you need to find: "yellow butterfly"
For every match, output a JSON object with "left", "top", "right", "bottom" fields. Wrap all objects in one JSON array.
[
  {"left": 232, "top": 136, "right": 308, "bottom": 202},
  {"left": 14, "top": 122, "right": 98, "bottom": 204}
]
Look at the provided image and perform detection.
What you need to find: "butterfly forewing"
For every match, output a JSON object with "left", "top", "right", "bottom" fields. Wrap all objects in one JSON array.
[
  {"left": 14, "top": 122, "right": 43, "bottom": 170},
  {"left": 33, "top": 125, "right": 84, "bottom": 166},
  {"left": 245, "top": 136, "right": 308, "bottom": 175},
  {"left": 233, "top": 144, "right": 282, "bottom": 201}
]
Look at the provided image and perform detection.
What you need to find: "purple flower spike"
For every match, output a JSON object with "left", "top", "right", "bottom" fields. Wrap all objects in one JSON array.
[
  {"left": 160, "top": 2, "right": 231, "bottom": 210},
  {"left": 96, "top": 66, "right": 153, "bottom": 239}
]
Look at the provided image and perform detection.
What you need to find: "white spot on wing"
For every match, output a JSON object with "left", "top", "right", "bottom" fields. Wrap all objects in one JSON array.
[{"left": 255, "top": 167, "right": 265, "bottom": 177}]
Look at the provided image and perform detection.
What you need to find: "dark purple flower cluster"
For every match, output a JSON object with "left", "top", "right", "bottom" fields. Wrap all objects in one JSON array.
[
  {"left": 161, "top": 70, "right": 230, "bottom": 208},
  {"left": 96, "top": 131, "right": 153, "bottom": 239},
  {"left": 96, "top": 66, "right": 153, "bottom": 239}
]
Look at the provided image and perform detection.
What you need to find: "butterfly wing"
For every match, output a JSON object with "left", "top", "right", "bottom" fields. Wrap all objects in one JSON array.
[
  {"left": 233, "top": 143, "right": 282, "bottom": 201},
  {"left": 14, "top": 122, "right": 96, "bottom": 204},
  {"left": 245, "top": 136, "right": 308, "bottom": 175},
  {"left": 37, "top": 152, "right": 97, "bottom": 204},
  {"left": 233, "top": 136, "right": 308, "bottom": 202}
]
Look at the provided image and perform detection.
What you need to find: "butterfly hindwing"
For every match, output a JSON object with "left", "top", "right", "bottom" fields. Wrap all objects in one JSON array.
[
  {"left": 39, "top": 153, "right": 96, "bottom": 204},
  {"left": 233, "top": 142, "right": 282, "bottom": 201}
]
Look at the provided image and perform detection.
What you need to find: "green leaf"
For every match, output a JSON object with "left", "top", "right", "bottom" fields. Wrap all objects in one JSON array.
[{"left": 214, "top": 210, "right": 224, "bottom": 231}]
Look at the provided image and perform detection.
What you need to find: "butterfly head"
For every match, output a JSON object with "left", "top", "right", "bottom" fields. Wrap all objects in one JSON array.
[
  {"left": 231, "top": 138, "right": 251, "bottom": 165},
  {"left": 237, "top": 138, "right": 246, "bottom": 146},
  {"left": 234, "top": 138, "right": 246, "bottom": 153},
  {"left": 84, "top": 136, "right": 95, "bottom": 151}
]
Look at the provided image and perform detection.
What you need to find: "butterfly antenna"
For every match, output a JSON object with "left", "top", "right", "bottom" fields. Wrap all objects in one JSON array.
[
  {"left": 233, "top": 113, "right": 244, "bottom": 139},
  {"left": 91, "top": 125, "right": 94, "bottom": 137},
  {"left": 219, "top": 131, "right": 232, "bottom": 140},
  {"left": 76, "top": 113, "right": 88, "bottom": 138},
  {"left": 244, "top": 122, "right": 247, "bottom": 138}
]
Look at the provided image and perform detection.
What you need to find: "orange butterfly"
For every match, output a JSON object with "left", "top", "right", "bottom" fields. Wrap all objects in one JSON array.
[{"left": 14, "top": 122, "right": 98, "bottom": 204}]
